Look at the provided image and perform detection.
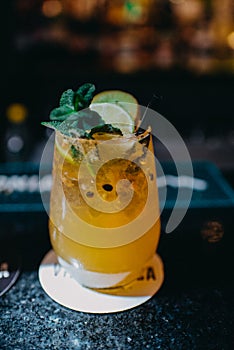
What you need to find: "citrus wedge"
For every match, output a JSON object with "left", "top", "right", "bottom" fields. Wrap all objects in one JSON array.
[
  {"left": 55, "top": 137, "right": 75, "bottom": 164},
  {"left": 89, "top": 102, "right": 135, "bottom": 135},
  {"left": 91, "top": 90, "right": 139, "bottom": 122}
]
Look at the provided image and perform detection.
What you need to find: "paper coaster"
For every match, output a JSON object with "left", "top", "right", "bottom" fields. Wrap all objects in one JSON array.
[{"left": 38, "top": 250, "right": 164, "bottom": 314}]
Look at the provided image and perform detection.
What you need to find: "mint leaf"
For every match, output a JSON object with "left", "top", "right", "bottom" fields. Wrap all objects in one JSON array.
[
  {"left": 75, "top": 109, "right": 104, "bottom": 130},
  {"left": 41, "top": 120, "right": 80, "bottom": 136},
  {"left": 74, "top": 83, "right": 95, "bottom": 111},
  {"left": 59, "top": 89, "right": 75, "bottom": 107},
  {"left": 56, "top": 116, "right": 83, "bottom": 137},
  {"left": 70, "top": 145, "right": 84, "bottom": 161},
  {"left": 41, "top": 121, "right": 61, "bottom": 130},
  {"left": 50, "top": 105, "right": 74, "bottom": 121},
  {"left": 42, "top": 109, "right": 104, "bottom": 137},
  {"left": 42, "top": 83, "right": 120, "bottom": 139}
]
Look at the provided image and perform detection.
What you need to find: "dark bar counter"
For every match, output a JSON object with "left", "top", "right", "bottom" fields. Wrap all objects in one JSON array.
[{"left": 1, "top": 266, "right": 234, "bottom": 349}]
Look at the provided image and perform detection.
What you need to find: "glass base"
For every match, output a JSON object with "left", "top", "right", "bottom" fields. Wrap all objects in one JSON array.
[
  {"left": 58, "top": 256, "right": 144, "bottom": 289},
  {"left": 39, "top": 250, "right": 164, "bottom": 313}
]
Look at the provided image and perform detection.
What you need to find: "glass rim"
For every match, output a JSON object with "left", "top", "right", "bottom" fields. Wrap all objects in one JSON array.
[{"left": 55, "top": 126, "right": 151, "bottom": 146}]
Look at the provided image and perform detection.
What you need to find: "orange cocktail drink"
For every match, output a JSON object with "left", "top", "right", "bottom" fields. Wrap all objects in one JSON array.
[
  {"left": 49, "top": 129, "right": 160, "bottom": 288},
  {"left": 43, "top": 84, "right": 161, "bottom": 289}
]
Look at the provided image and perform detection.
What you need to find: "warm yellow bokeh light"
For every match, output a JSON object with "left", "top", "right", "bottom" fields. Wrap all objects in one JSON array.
[
  {"left": 42, "top": 0, "right": 62, "bottom": 18},
  {"left": 227, "top": 32, "right": 234, "bottom": 49},
  {"left": 6, "top": 103, "right": 28, "bottom": 123}
]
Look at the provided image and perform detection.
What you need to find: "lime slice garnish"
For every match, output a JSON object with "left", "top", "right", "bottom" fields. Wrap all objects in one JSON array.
[
  {"left": 89, "top": 103, "right": 135, "bottom": 135},
  {"left": 55, "top": 137, "right": 76, "bottom": 164},
  {"left": 91, "top": 90, "right": 139, "bottom": 122}
]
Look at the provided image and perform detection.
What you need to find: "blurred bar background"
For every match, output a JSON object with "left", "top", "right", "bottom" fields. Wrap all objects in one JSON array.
[
  {"left": 0, "top": 0, "right": 234, "bottom": 181},
  {"left": 0, "top": 0, "right": 234, "bottom": 278}
]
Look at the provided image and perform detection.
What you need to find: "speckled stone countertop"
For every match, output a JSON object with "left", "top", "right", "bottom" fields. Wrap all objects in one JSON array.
[{"left": 1, "top": 266, "right": 234, "bottom": 350}]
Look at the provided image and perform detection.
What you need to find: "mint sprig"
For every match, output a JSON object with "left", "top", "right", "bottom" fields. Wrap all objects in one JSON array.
[
  {"left": 41, "top": 83, "right": 123, "bottom": 143},
  {"left": 49, "top": 83, "right": 96, "bottom": 122},
  {"left": 42, "top": 83, "right": 102, "bottom": 137},
  {"left": 42, "top": 110, "right": 105, "bottom": 137}
]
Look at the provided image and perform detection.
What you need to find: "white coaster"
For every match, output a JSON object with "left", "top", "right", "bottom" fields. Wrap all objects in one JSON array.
[{"left": 38, "top": 250, "right": 164, "bottom": 314}]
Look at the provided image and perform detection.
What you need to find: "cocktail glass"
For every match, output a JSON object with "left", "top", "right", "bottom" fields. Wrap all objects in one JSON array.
[{"left": 48, "top": 116, "right": 161, "bottom": 290}]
